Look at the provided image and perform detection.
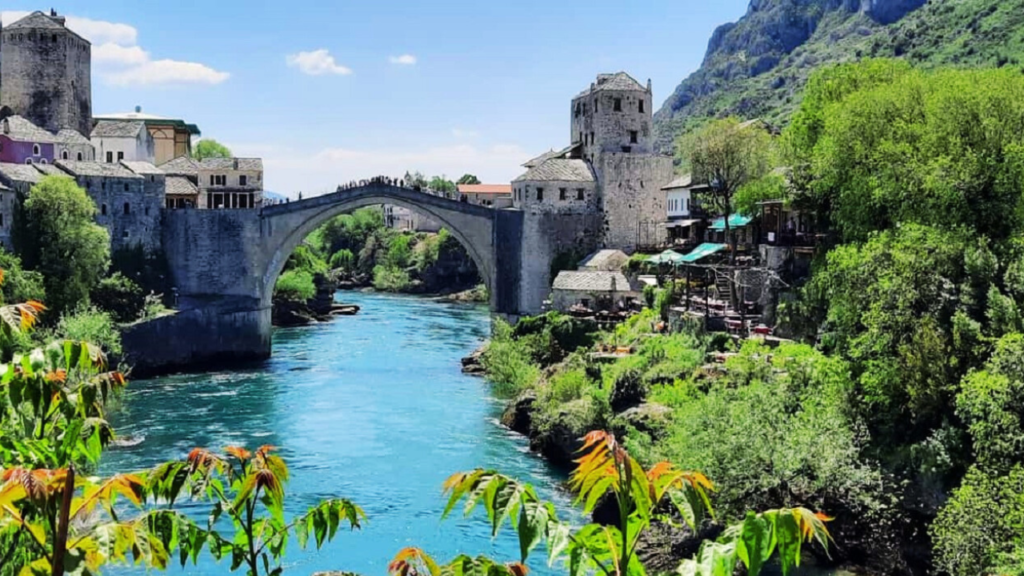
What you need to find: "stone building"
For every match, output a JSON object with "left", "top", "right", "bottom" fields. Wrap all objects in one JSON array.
[
  {"left": 56, "top": 161, "right": 163, "bottom": 252},
  {"left": 550, "top": 270, "right": 637, "bottom": 313},
  {"left": 91, "top": 120, "right": 155, "bottom": 164},
  {"left": 55, "top": 128, "right": 94, "bottom": 162},
  {"left": 0, "top": 163, "right": 39, "bottom": 248},
  {"left": 513, "top": 72, "right": 674, "bottom": 252},
  {"left": 159, "top": 156, "right": 200, "bottom": 209},
  {"left": 0, "top": 10, "right": 92, "bottom": 136},
  {"left": 95, "top": 107, "right": 199, "bottom": 165},
  {"left": 0, "top": 114, "right": 54, "bottom": 164},
  {"left": 456, "top": 183, "right": 512, "bottom": 207},
  {"left": 196, "top": 158, "right": 263, "bottom": 209}
]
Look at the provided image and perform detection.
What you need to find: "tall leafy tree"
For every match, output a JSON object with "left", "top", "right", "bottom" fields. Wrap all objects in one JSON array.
[
  {"left": 193, "top": 138, "right": 233, "bottom": 160},
  {"left": 428, "top": 176, "right": 456, "bottom": 194},
  {"left": 678, "top": 118, "right": 774, "bottom": 262},
  {"left": 17, "top": 176, "right": 110, "bottom": 317},
  {"left": 457, "top": 174, "right": 481, "bottom": 185}
]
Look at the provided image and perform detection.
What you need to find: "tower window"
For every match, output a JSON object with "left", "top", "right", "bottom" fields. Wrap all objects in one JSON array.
[
  {"left": 578, "top": 131, "right": 583, "bottom": 144},
  {"left": 536, "top": 188, "right": 544, "bottom": 201},
  {"left": 124, "top": 183, "right": 129, "bottom": 192},
  {"left": 101, "top": 204, "right": 107, "bottom": 216},
  {"left": 630, "top": 130, "right": 638, "bottom": 144},
  {"left": 123, "top": 230, "right": 130, "bottom": 239},
  {"left": 594, "top": 99, "right": 598, "bottom": 113},
  {"left": 559, "top": 188, "right": 567, "bottom": 201},
  {"left": 590, "top": 131, "right": 595, "bottom": 145},
  {"left": 577, "top": 188, "right": 585, "bottom": 200},
  {"left": 639, "top": 100, "right": 645, "bottom": 113},
  {"left": 124, "top": 202, "right": 130, "bottom": 215},
  {"left": 614, "top": 98, "right": 622, "bottom": 112},
  {"left": 52, "top": 34, "right": 57, "bottom": 43}
]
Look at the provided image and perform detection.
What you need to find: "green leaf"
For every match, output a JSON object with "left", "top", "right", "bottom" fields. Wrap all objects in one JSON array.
[
  {"left": 773, "top": 511, "right": 802, "bottom": 576},
  {"left": 735, "top": 512, "right": 772, "bottom": 576}
]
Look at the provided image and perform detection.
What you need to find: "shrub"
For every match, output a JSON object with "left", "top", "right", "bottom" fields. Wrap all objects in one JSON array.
[
  {"left": 52, "top": 306, "right": 122, "bottom": 356},
  {"left": 91, "top": 272, "right": 145, "bottom": 323},
  {"left": 956, "top": 333, "right": 1024, "bottom": 471},
  {"left": 329, "top": 249, "right": 355, "bottom": 271},
  {"left": 275, "top": 270, "right": 316, "bottom": 302},
  {"left": 285, "top": 244, "right": 328, "bottom": 275},
  {"left": 0, "top": 247, "right": 45, "bottom": 304},
  {"left": 372, "top": 265, "right": 411, "bottom": 292},
  {"left": 931, "top": 465, "right": 1024, "bottom": 576},
  {"left": 481, "top": 320, "right": 540, "bottom": 398},
  {"left": 543, "top": 367, "right": 592, "bottom": 405}
]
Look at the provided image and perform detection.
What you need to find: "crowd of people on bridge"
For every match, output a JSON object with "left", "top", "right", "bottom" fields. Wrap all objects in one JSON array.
[{"left": 335, "top": 175, "right": 411, "bottom": 193}]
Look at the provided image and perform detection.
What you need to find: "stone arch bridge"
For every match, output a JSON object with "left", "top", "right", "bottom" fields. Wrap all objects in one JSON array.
[{"left": 132, "top": 182, "right": 544, "bottom": 372}]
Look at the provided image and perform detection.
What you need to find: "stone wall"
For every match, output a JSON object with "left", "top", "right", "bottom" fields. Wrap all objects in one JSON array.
[
  {"left": 596, "top": 153, "right": 674, "bottom": 251},
  {"left": 573, "top": 88, "right": 653, "bottom": 158},
  {"left": 513, "top": 180, "right": 597, "bottom": 215},
  {"left": 120, "top": 298, "right": 271, "bottom": 377},
  {"left": 517, "top": 210, "right": 603, "bottom": 315},
  {"left": 162, "top": 208, "right": 265, "bottom": 299},
  {"left": 77, "top": 174, "right": 162, "bottom": 252},
  {"left": 0, "top": 23, "right": 91, "bottom": 135}
]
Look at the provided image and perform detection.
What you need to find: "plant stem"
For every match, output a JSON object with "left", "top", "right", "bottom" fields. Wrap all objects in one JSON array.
[{"left": 52, "top": 465, "right": 75, "bottom": 576}]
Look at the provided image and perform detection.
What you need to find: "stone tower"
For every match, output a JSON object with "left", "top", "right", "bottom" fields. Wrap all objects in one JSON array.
[
  {"left": 0, "top": 10, "right": 92, "bottom": 135},
  {"left": 571, "top": 72, "right": 673, "bottom": 250}
]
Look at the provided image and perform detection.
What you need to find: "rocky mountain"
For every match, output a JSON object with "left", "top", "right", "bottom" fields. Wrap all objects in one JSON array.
[{"left": 654, "top": 0, "right": 1024, "bottom": 150}]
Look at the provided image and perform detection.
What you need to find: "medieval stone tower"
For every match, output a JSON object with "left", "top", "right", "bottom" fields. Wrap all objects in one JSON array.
[
  {"left": 570, "top": 72, "right": 673, "bottom": 250},
  {"left": 0, "top": 10, "right": 92, "bottom": 136}
]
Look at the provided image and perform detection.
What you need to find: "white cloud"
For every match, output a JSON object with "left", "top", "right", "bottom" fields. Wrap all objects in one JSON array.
[
  {"left": 105, "top": 60, "right": 230, "bottom": 86},
  {"left": 1, "top": 10, "right": 228, "bottom": 87},
  {"left": 231, "top": 141, "right": 529, "bottom": 197},
  {"left": 93, "top": 43, "right": 149, "bottom": 66},
  {"left": 287, "top": 49, "right": 353, "bottom": 76},
  {"left": 451, "top": 128, "right": 479, "bottom": 139},
  {"left": 389, "top": 54, "right": 417, "bottom": 65}
]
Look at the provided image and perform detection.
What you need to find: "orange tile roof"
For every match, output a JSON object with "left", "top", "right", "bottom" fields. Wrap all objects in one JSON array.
[{"left": 458, "top": 184, "right": 512, "bottom": 195}]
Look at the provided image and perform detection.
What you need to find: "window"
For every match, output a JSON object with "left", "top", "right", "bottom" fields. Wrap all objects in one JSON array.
[
  {"left": 52, "top": 34, "right": 57, "bottom": 43},
  {"left": 76, "top": 152, "right": 82, "bottom": 161},
  {"left": 536, "top": 187, "right": 544, "bottom": 201},
  {"left": 577, "top": 188, "right": 585, "bottom": 200},
  {"left": 582, "top": 103, "right": 587, "bottom": 115},
  {"left": 24, "top": 158, "right": 32, "bottom": 165},
  {"left": 39, "top": 159, "right": 47, "bottom": 164},
  {"left": 124, "top": 183, "right": 129, "bottom": 191},
  {"left": 106, "top": 151, "right": 113, "bottom": 163},
  {"left": 117, "top": 151, "right": 124, "bottom": 161},
  {"left": 145, "top": 207, "right": 150, "bottom": 216},
  {"left": 32, "top": 144, "right": 40, "bottom": 156},
  {"left": 210, "top": 175, "right": 215, "bottom": 186},
  {"left": 240, "top": 175, "right": 248, "bottom": 186},
  {"left": 630, "top": 130, "right": 638, "bottom": 144},
  {"left": 101, "top": 204, "right": 107, "bottom": 216},
  {"left": 639, "top": 100, "right": 645, "bottom": 113},
  {"left": 123, "top": 202, "right": 130, "bottom": 215},
  {"left": 559, "top": 188, "right": 567, "bottom": 200},
  {"left": 61, "top": 150, "right": 69, "bottom": 160},
  {"left": 590, "top": 131, "right": 595, "bottom": 145},
  {"left": 0, "top": 214, "right": 4, "bottom": 227},
  {"left": 123, "top": 230, "right": 130, "bottom": 239},
  {"left": 614, "top": 98, "right": 622, "bottom": 112},
  {"left": 594, "top": 99, "right": 598, "bottom": 113}
]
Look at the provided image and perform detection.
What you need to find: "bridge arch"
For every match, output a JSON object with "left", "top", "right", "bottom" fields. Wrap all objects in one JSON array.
[{"left": 258, "top": 184, "right": 498, "bottom": 310}]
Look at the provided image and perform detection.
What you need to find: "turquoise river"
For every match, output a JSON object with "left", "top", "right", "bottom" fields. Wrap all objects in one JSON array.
[{"left": 99, "top": 292, "right": 575, "bottom": 576}]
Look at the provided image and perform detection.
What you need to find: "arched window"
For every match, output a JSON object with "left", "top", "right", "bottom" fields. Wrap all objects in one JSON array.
[
  {"left": 39, "top": 159, "right": 47, "bottom": 164},
  {"left": 123, "top": 203, "right": 130, "bottom": 215},
  {"left": 101, "top": 204, "right": 107, "bottom": 216},
  {"left": 76, "top": 152, "right": 83, "bottom": 161},
  {"left": 61, "top": 150, "right": 69, "bottom": 160},
  {"left": 32, "top": 144, "right": 40, "bottom": 156},
  {"left": 24, "top": 158, "right": 32, "bottom": 165}
]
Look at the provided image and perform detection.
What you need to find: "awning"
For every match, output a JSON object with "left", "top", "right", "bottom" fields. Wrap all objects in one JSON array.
[
  {"left": 646, "top": 249, "right": 686, "bottom": 265},
  {"left": 709, "top": 214, "right": 753, "bottom": 231},
  {"left": 664, "top": 219, "right": 700, "bottom": 229},
  {"left": 681, "top": 243, "right": 728, "bottom": 263}
]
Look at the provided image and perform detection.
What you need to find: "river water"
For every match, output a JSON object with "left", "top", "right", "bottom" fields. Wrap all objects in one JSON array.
[{"left": 99, "top": 292, "right": 575, "bottom": 576}]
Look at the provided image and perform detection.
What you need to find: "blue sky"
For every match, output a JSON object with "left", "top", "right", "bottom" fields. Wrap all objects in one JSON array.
[{"left": 2, "top": 1, "right": 749, "bottom": 196}]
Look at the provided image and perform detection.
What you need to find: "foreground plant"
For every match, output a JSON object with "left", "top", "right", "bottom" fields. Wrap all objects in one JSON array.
[
  {"left": 390, "top": 431, "right": 831, "bottom": 576},
  {"left": 148, "top": 444, "right": 366, "bottom": 576}
]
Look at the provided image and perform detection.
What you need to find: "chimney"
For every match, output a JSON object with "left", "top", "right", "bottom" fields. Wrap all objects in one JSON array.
[{"left": 647, "top": 79, "right": 652, "bottom": 92}]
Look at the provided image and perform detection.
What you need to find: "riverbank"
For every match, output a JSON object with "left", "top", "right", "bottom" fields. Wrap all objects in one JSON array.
[{"left": 466, "top": 310, "right": 896, "bottom": 575}]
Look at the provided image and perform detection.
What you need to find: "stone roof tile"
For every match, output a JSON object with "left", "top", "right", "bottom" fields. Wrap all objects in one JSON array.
[
  {"left": 55, "top": 129, "right": 90, "bottom": 145},
  {"left": 513, "top": 159, "right": 595, "bottom": 183},
  {"left": 552, "top": 270, "right": 633, "bottom": 292},
  {"left": 166, "top": 176, "right": 198, "bottom": 196},
  {"left": 121, "top": 161, "right": 163, "bottom": 175},
  {"left": 56, "top": 161, "right": 142, "bottom": 179},
  {"left": 0, "top": 163, "right": 45, "bottom": 183},
  {"left": 1, "top": 115, "right": 56, "bottom": 143},
  {"left": 159, "top": 156, "right": 199, "bottom": 176},
  {"left": 91, "top": 120, "right": 145, "bottom": 139},
  {"left": 198, "top": 157, "right": 263, "bottom": 171},
  {"left": 575, "top": 72, "right": 646, "bottom": 98},
  {"left": 33, "top": 164, "right": 67, "bottom": 176},
  {"left": 6, "top": 11, "right": 64, "bottom": 30}
]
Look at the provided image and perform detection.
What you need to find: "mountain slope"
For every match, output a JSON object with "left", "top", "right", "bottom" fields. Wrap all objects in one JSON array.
[{"left": 654, "top": 0, "right": 1024, "bottom": 151}]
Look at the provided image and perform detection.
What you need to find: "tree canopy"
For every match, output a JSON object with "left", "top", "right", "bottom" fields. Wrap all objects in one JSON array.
[
  {"left": 18, "top": 176, "right": 110, "bottom": 317},
  {"left": 193, "top": 138, "right": 233, "bottom": 160},
  {"left": 457, "top": 174, "right": 481, "bottom": 185}
]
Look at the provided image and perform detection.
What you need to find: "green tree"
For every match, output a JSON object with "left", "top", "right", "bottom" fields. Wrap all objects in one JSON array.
[
  {"left": 18, "top": 176, "right": 110, "bottom": 317},
  {"left": 91, "top": 272, "right": 145, "bottom": 323},
  {"left": 678, "top": 118, "right": 775, "bottom": 262},
  {"left": 193, "top": 138, "right": 232, "bottom": 160},
  {"left": 403, "top": 171, "right": 428, "bottom": 189},
  {"left": 428, "top": 176, "right": 456, "bottom": 194},
  {"left": 457, "top": 174, "right": 481, "bottom": 185}
]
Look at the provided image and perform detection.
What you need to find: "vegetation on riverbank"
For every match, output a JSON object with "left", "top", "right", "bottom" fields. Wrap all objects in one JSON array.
[
  {"left": 475, "top": 60, "right": 1024, "bottom": 576},
  {"left": 272, "top": 206, "right": 484, "bottom": 323}
]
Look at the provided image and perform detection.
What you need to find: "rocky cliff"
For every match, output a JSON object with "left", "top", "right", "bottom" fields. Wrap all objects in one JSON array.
[{"left": 653, "top": 0, "right": 943, "bottom": 149}]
